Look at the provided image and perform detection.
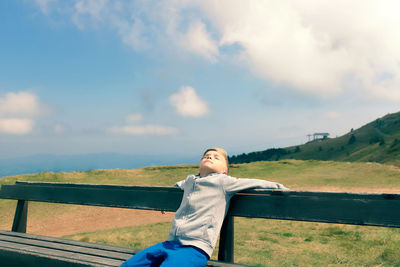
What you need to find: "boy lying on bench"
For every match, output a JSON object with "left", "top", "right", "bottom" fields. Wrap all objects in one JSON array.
[{"left": 122, "top": 148, "right": 288, "bottom": 267}]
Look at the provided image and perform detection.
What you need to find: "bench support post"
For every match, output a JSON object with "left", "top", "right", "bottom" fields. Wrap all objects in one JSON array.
[
  {"left": 12, "top": 200, "right": 28, "bottom": 233},
  {"left": 218, "top": 216, "right": 234, "bottom": 262}
]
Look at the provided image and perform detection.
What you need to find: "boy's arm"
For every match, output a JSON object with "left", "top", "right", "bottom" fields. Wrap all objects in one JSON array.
[
  {"left": 174, "top": 174, "right": 196, "bottom": 189},
  {"left": 174, "top": 179, "right": 186, "bottom": 189},
  {"left": 222, "top": 175, "right": 288, "bottom": 195}
]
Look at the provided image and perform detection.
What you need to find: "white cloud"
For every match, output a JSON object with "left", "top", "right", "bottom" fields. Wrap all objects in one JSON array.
[
  {"left": 109, "top": 125, "right": 178, "bottom": 136},
  {"left": 169, "top": 86, "right": 209, "bottom": 117},
  {"left": 69, "top": 0, "right": 152, "bottom": 50},
  {"left": 71, "top": 0, "right": 109, "bottom": 29},
  {"left": 196, "top": 0, "right": 400, "bottom": 99},
  {"left": 0, "top": 118, "right": 34, "bottom": 135},
  {"left": 321, "top": 111, "right": 341, "bottom": 119},
  {"left": 0, "top": 91, "right": 42, "bottom": 117},
  {"left": 34, "top": 0, "right": 56, "bottom": 14},
  {"left": 117, "top": 16, "right": 150, "bottom": 51},
  {"left": 126, "top": 113, "right": 143, "bottom": 124},
  {"left": 109, "top": 113, "right": 178, "bottom": 136},
  {"left": 35, "top": 0, "right": 400, "bottom": 101},
  {"left": 179, "top": 20, "right": 219, "bottom": 62},
  {"left": 0, "top": 91, "right": 45, "bottom": 135}
]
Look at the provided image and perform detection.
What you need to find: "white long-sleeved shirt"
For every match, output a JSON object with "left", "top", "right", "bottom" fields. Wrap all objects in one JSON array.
[{"left": 167, "top": 173, "right": 288, "bottom": 258}]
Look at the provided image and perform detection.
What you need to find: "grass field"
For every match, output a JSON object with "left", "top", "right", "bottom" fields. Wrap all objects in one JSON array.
[
  {"left": 1, "top": 160, "right": 400, "bottom": 266},
  {"left": 65, "top": 218, "right": 400, "bottom": 266}
]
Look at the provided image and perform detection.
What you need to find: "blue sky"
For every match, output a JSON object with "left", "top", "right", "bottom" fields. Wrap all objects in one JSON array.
[{"left": 1, "top": 0, "right": 399, "bottom": 160}]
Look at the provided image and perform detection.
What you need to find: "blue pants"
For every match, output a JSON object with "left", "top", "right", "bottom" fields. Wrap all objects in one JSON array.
[{"left": 121, "top": 241, "right": 209, "bottom": 267}]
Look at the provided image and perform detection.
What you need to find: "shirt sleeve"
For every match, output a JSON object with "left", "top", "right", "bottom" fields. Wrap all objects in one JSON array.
[
  {"left": 174, "top": 179, "right": 186, "bottom": 189},
  {"left": 221, "top": 175, "right": 289, "bottom": 195},
  {"left": 174, "top": 175, "right": 195, "bottom": 189}
]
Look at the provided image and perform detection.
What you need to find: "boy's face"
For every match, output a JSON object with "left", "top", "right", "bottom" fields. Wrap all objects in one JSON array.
[{"left": 199, "top": 150, "right": 228, "bottom": 176}]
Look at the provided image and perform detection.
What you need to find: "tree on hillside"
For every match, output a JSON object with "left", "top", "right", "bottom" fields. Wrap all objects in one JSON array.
[
  {"left": 348, "top": 134, "right": 356, "bottom": 145},
  {"left": 369, "top": 135, "right": 384, "bottom": 145},
  {"left": 375, "top": 119, "right": 384, "bottom": 128},
  {"left": 228, "top": 148, "right": 290, "bottom": 164},
  {"left": 391, "top": 138, "right": 400, "bottom": 148},
  {"left": 388, "top": 138, "right": 400, "bottom": 153}
]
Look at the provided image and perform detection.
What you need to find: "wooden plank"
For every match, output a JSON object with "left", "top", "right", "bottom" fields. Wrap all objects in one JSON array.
[
  {"left": 206, "top": 260, "right": 248, "bottom": 267},
  {"left": 14, "top": 181, "right": 182, "bottom": 192},
  {"left": 0, "top": 230, "right": 136, "bottom": 255},
  {"left": 0, "top": 240, "right": 123, "bottom": 266},
  {"left": 230, "top": 190, "right": 400, "bottom": 227},
  {"left": 0, "top": 230, "right": 133, "bottom": 266},
  {"left": 11, "top": 200, "right": 27, "bottom": 233},
  {"left": 0, "top": 246, "right": 95, "bottom": 267},
  {"left": 0, "top": 184, "right": 183, "bottom": 212},
  {"left": 0, "top": 235, "right": 130, "bottom": 261},
  {"left": 218, "top": 216, "right": 234, "bottom": 262},
  {"left": 0, "top": 231, "right": 246, "bottom": 267},
  {"left": 0, "top": 242, "right": 247, "bottom": 267}
]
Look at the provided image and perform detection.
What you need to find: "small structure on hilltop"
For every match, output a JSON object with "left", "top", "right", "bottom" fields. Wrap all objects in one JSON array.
[{"left": 307, "top": 132, "right": 330, "bottom": 142}]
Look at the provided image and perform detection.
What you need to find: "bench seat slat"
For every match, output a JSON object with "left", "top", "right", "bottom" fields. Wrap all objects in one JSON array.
[
  {"left": 0, "top": 230, "right": 246, "bottom": 267},
  {"left": 0, "top": 230, "right": 135, "bottom": 254},
  {"left": 0, "top": 246, "right": 96, "bottom": 267},
  {"left": 0, "top": 234, "right": 131, "bottom": 261},
  {"left": 0, "top": 240, "right": 124, "bottom": 266}
]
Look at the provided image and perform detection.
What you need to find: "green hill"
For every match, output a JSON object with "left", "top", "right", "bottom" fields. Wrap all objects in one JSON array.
[{"left": 229, "top": 111, "right": 400, "bottom": 166}]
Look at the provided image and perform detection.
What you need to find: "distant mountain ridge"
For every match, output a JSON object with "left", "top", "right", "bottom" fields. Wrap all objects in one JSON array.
[
  {"left": 0, "top": 153, "right": 198, "bottom": 178},
  {"left": 3, "top": 112, "right": 399, "bottom": 178},
  {"left": 229, "top": 111, "right": 400, "bottom": 166}
]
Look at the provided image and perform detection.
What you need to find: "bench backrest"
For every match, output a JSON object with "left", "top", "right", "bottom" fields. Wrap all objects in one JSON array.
[
  {"left": 1, "top": 181, "right": 400, "bottom": 262},
  {"left": 0, "top": 182, "right": 183, "bottom": 211},
  {"left": 1, "top": 181, "right": 400, "bottom": 227}
]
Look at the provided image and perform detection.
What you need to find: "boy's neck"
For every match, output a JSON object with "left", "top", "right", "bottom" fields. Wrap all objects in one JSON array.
[{"left": 199, "top": 171, "right": 224, "bottom": 177}]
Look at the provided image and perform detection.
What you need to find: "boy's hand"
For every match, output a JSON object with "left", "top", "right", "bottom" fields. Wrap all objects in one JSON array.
[{"left": 277, "top": 183, "right": 290, "bottom": 190}]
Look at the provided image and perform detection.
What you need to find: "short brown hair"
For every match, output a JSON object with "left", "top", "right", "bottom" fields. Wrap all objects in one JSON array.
[{"left": 203, "top": 147, "right": 229, "bottom": 170}]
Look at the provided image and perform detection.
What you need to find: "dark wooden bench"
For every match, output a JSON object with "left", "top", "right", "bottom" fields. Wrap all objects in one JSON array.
[{"left": 1, "top": 181, "right": 400, "bottom": 266}]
